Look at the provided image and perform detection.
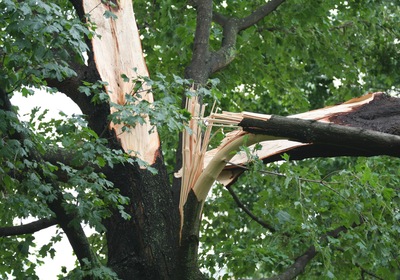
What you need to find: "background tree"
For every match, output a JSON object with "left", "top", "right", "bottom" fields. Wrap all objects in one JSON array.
[{"left": 0, "top": 0, "right": 399, "bottom": 279}]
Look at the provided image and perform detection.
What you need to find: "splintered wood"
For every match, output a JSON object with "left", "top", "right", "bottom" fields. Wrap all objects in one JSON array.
[
  {"left": 204, "top": 92, "right": 383, "bottom": 187},
  {"left": 177, "top": 91, "right": 384, "bottom": 236},
  {"left": 178, "top": 95, "right": 213, "bottom": 228},
  {"left": 83, "top": 0, "right": 160, "bottom": 165}
]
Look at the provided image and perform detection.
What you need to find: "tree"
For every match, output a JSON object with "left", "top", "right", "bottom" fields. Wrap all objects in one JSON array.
[{"left": 0, "top": 0, "right": 399, "bottom": 279}]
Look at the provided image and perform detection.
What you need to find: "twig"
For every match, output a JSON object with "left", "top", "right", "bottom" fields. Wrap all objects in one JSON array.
[{"left": 226, "top": 185, "right": 276, "bottom": 233}]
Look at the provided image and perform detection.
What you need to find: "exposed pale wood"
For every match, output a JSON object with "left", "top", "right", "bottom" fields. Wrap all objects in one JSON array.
[
  {"left": 178, "top": 94, "right": 214, "bottom": 233},
  {"left": 192, "top": 133, "right": 278, "bottom": 202},
  {"left": 83, "top": 0, "right": 159, "bottom": 165},
  {"left": 177, "top": 93, "right": 378, "bottom": 207},
  {"left": 204, "top": 92, "right": 386, "bottom": 187}
]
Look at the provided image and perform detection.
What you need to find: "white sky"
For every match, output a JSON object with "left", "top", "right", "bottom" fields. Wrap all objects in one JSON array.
[{"left": 11, "top": 91, "right": 82, "bottom": 279}]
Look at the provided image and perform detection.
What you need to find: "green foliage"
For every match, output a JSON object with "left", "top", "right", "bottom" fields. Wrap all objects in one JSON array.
[
  {"left": 1, "top": 0, "right": 399, "bottom": 278},
  {"left": 0, "top": 0, "right": 91, "bottom": 92},
  {"left": 63, "top": 259, "right": 119, "bottom": 280},
  {"left": 0, "top": 103, "right": 133, "bottom": 278},
  {"left": 201, "top": 155, "right": 400, "bottom": 279},
  {"left": 79, "top": 72, "right": 195, "bottom": 136}
]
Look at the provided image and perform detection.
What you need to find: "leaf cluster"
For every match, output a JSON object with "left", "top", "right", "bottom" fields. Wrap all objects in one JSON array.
[
  {"left": 201, "top": 154, "right": 400, "bottom": 279},
  {"left": 0, "top": 105, "right": 133, "bottom": 278},
  {"left": 0, "top": 0, "right": 91, "bottom": 92}
]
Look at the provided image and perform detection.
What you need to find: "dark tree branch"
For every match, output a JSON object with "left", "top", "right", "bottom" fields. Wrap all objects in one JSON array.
[
  {"left": 332, "top": 247, "right": 384, "bottom": 280},
  {"left": 45, "top": 56, "right": 110, "bottom": 136},
  {"left": 1, "top": 87, "right": 97, "bottom": 271},
  {"left": 357, "top": 263, "right": 384, "bottom": 280},
  {"left": 237, "top": 0, "right": 287, "bottom": 31},
  {"left": 210, "top": 0, "right": 286, "bottom": 73},
  {"left": 42, "top": 146, "right": 104, "bottom": 181},
  {"left": 210, "top": 17, "right": 238, "bottom": 73},
  {"left": 46, "top": 187, "right": 97, "bottom": 269},
  {"left": 267, "top": 224, "right": 359, "bottom": 280},
  {"left": 267, "top": 245, "right": 317, "bottom": 280},
  {"left": 0, "top": 218, "right": 57, "bottom": 237},
  {"left": 185, "top": 0, "right": 214, "bottom": 84},
  {"left": 239, "top": 115, "right": 400, "bottom": 158},
  {"left": 226, "top": 185, "right": 276, "bottom": 233},
  {"left": 68, "top": 0, "right": 85, "bottom": 19}
]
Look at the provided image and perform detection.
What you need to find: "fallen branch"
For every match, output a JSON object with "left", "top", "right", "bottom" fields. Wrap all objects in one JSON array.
[{"left": 204, "top": 93, "right": 400, "bottom": 188}]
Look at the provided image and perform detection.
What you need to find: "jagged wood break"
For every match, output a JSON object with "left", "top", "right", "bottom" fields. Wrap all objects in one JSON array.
[{"left": 83, "top": 0, "right": 160, "bottom": 165}]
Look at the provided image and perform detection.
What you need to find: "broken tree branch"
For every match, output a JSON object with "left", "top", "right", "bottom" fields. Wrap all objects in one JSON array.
[
  {"left": 239, "top": 115, "right": 400, "bottom": 157},
  {"left": 82, "top": 0, "right": 161, "bottom": 164}
]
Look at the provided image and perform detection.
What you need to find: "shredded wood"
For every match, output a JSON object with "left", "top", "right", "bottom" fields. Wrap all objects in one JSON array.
[
  {"left": 179, "top": 93, "right": 213, "bottom": 233},
  {"left": 177, "top": 92, "right": 379, "bottom": 237}
]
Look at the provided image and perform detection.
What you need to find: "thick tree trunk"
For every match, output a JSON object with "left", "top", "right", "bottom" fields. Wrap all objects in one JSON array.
[
  {"left": 78, "top": 1, "right": 202, "bottom": 278},
  {"left": 103, "top": 153, "right": 180, "bottom": 279}
]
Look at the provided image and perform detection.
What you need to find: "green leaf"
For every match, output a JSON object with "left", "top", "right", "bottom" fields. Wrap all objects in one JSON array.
[{"left": 103, "top": 10, "right": 118, "bottom": 20}]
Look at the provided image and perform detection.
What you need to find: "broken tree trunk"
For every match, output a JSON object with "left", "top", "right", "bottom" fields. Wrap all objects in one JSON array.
[
  {"left": 81, "top": 1, "right": 180, "bottom": 279},
  {"left": 83, "top": 0, "right": 160, "bottom": 164}
]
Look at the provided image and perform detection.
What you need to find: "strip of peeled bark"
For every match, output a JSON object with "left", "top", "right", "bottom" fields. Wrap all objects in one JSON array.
[{"left": 83, "top": 0, "right": 159, "bottom": 165}]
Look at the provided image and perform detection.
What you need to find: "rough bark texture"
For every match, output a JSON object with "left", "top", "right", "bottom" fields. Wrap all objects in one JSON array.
[
  {"left": 239, "top": 115, "right": 400, "bottom": 156},
  {"left": 103, "top": 153, "right": 180, "bottom": 279},
  {"left": 177, "top": 190, "right": 208, "bottom": 280},
  {"left": 329, "top": 93, "right": 400, "bottom": 135}
]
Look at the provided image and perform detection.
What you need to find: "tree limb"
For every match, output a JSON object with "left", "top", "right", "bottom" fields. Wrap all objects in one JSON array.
[
  {"left": 1, "top": 87, "right": 98, "bottom": 271},
  {"left": 46, "top": 0, "right": 110, "bottom": 136},
  {"left": 267, "top": 245, "right": 317, "bottom": 280},
  {"left": 46, "top": 187, "right": 98, "bottom": 269},
  {"left": 226, "top": 185, "right": 276, "bottom": 233},
  {"left": 0, "top": 218, "right": 57, "bottom": 237},
  {"left": 332, "top": 247, "right": 384, "bottom": 280},
  {"left": 267, "top": 224, "right": 357, "bottom": 280},
  {"left": 210, "top": 0, "right": 286, "bottom": 73},
  {"left": 237, "top": 0, "right": 287, "bottom": 31},
  {"left": 68, "top": 0, "right": 85, "bottom": 19},
  {"left": 239, "top": 115, "right": 400, "bottom": 158},
  {"left": 45, "top": 56, "right": 110, "bottom": 136},
  {"left": 357, "top": 263, "right": 384, "bottom": 280},
  {"left": 185, "top": 0, "right": 214, "bottom": 84}
]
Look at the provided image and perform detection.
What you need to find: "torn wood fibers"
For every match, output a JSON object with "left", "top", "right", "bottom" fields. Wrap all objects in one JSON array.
[
  {"left": 83, "top": 0, "right": 160, "bottom": 165},
  {"left": 82, "top": 1, "right": 397, "bottom": 237}
]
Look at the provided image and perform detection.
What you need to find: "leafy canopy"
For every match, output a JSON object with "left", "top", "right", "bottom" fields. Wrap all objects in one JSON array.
[{"left": 0, "top": 0, "right": 399, "bottom": 279}]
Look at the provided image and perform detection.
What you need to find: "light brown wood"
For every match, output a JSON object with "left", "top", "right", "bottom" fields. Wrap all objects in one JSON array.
[
  {"left": 83, "top": 0, "right": 159, "bottom": 165},
  {"left": 204, "top": 92, "right": 381, "bottom": 187}
]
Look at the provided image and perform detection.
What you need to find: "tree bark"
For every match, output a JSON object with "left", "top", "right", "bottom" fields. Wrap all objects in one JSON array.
[
  {"left": 103, "top": 153, "right": 180, "bottom": 279},
  {"left": 239, "top": 115, "right": 400, "bottom": 157}
]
